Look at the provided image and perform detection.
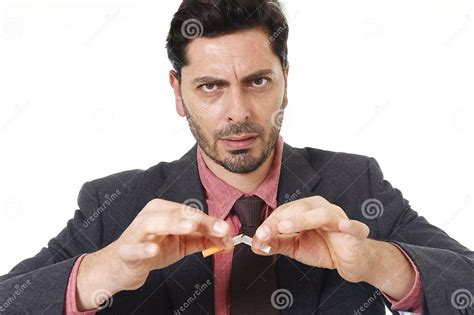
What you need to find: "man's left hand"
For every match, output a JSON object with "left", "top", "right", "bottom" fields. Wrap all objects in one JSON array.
[{"left": 252, "top": 195, "right": 374, "bottom": 284}]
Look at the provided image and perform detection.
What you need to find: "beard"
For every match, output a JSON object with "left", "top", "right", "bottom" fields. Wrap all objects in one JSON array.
[{"left": 182, "top": 100, "right": 283, "bottom": 174}]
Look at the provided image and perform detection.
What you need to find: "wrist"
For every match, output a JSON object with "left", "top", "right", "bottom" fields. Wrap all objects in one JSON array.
[
  {"left": 363, "top": 240, "right": 416, "bottom": 300},
  {"left": 362, "top": 240, "right": 392, "bottom": 286},
  {"left": 76, "top": 246, "right": 123, "bottom": 310}
]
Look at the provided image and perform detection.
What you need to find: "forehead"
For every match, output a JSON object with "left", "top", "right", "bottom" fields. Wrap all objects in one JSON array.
[{"left": 182, "top": 28, "right": 281, "bottom": 79}]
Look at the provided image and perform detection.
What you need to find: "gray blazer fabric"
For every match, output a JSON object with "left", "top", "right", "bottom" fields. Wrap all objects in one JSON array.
[{"left": 1, "top": 142, "right": 473, "bottom": 314}]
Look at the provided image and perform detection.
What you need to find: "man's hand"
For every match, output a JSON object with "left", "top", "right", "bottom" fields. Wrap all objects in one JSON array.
[
  {"left": 252, "top": 195, "right": 371, "bottom": 283},
  {"left": 76, "top": 198, "right": 234, "bottom": 310},
  {"left": 251, "top": 195, "right": 415, "bottom": 299}
]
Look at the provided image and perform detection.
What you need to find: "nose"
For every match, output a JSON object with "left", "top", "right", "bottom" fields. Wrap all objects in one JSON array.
[{"left": 225, "top": 87, "right": 250, "bottom": 123}]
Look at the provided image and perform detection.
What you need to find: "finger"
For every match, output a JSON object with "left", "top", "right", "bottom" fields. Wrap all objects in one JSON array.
[
  {"left": 339, "top": 219, "right": 370, "bottom": 239},
  {"left": 192, "top": 213, "right": 231, "bottom": 238},
  {"left": 251, "top": 233, "right": 297, "bottom": 257},
  {"left": 255, "top": 214, "right": 280, "bottom": 243},
  {"left": 276, "top": 207, "right": 345, "bottom": 234},
  {"left": 254, "top": 204, "right": 308, "bottom": 242},
  {"left": 271, "top": 234, "right": 299, "bottom": 258},
  {"left": 118, "top": 242, "right": 159, "bottom": 262},
  {"left": 254, "top": 198, "right": 329, "bottom": 242},
  {"left": 141, "top": 211, "right": 230, "bottom": 239}
]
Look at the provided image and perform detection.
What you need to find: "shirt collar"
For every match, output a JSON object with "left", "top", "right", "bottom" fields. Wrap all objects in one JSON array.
[{"left": 197, "top": 135, "right": 284, "bottom": 220}]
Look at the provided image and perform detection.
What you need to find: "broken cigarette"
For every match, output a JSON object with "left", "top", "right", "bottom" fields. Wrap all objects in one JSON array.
[{"left": 202, "top": 234, "right": 272, "bottom": 257}]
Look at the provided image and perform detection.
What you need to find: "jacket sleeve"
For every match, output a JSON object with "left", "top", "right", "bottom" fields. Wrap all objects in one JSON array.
[
  {"left": 0, "top": 181, "right": 103, "bottom": 314},
  {"left": 367, "top": 157, "right": 474, "bottom": 314}
]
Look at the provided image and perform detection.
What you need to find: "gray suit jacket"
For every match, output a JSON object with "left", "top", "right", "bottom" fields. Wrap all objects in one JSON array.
[{"left": 1, "top": 142, "right": 473, "bottom": 314}]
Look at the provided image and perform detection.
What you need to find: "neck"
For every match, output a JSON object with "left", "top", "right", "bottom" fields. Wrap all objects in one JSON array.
[{"left": 201, "top": 150, "right": 275, "bottom": 194}]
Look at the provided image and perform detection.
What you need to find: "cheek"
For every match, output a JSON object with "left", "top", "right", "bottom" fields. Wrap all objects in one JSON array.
[
  {"left": 191, "top": 107, "right": 222, "bottom": 137},
  {"left": 253, "top": 98, "right": 283, "bottom": 126},
  {"left": 196, "top": 106, "right": 224, "bottom": 130}
]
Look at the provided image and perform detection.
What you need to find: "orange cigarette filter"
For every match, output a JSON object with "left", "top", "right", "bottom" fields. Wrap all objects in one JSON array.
[{"left": 202, "top": 246, "right": 226, "bottom": 257}]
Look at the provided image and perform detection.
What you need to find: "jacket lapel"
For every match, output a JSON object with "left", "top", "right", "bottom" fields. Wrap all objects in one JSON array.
[
  {"left": 276, "top": 143, "right": 325, "bottom": 314},
  {"left": 154, "top": 144, "right": 215, "bottom": 315}
]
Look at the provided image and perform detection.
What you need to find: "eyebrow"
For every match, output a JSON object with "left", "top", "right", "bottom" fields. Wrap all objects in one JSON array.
[{"left": 191, "top": 69, "right": 276, "bottom": 85}]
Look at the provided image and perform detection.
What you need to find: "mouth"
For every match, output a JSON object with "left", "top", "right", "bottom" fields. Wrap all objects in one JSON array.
[{"left": 221, "top": 134, "right": 258, "bottom": 150}]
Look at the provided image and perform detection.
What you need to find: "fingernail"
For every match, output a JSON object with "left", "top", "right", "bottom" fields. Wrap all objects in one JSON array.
[
  {"left": 213, "top": 221, "right": 227, "bottom": 234},
  {"left": 279, "top": 220, "right": 293, "bottom": 231},
  {"left": 180, "top": 219, "right": 194, "bottom": 230},
  {"left": 253, "top": 239, "right": 265, "bottom": 250},
  {"left": 256, "top": 226, "right": 269, "bottom": 241},
  {"left": 145, "top": 244, "right": 157, "bottom": 255}
]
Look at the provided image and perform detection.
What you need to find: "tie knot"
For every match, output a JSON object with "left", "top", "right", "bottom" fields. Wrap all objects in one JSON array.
[{"left": 232, "top": 195, "right": 264, "bottom": 236}]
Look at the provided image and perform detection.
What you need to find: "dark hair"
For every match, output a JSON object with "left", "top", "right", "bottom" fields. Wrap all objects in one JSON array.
[{"left": 166, "top": 0, "right": 289, "bottom": 81}]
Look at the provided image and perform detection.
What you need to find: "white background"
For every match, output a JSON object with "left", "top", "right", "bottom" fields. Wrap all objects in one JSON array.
[{"left": 0, "top": 0, "right": 473, "bottom": 301}]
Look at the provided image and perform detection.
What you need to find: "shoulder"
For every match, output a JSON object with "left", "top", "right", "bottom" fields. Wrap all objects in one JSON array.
[
  {"left": 292, "top": 144, "right": 374, "bottom": 178},
  {"left": 77, "top": 155, "right": 186, "bottom": 208}
]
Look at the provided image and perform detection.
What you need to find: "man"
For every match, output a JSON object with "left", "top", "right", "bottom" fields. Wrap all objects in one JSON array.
[{"left": 1, "top": 0, "right": 473, "bottom": 314}]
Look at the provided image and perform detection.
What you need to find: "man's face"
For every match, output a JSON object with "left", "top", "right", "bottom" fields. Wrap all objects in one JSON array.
[{"left": 170, "top": 27, "right": 288, "bottom": 174}]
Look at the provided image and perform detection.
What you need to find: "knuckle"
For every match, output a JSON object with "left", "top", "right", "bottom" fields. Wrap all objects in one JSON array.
[
  {"left": 312, "top": 195, "right": 326, "bottom": 204},
  {"left": 142, "top": 220, "right": 156, "bottom": 234},
  {"left": 146, "top": 198, "right": 159, "bottom": 207},
  {"left": 300, "top": 200, "right": 312, "bottom": 210},
  {"left": 332, "top": 204, "right": 344, "bottom": 213},
  {"left": 131, "top": 215, "right": 147, "bottom": 230},
  {"left": 333, "top": 206, "right": 347, "bottom": 219},
  {"left": 144, "top": 198, "right": 163, "bottom": 212},
  {"left": 292, "top": 215, "right": 304, "bottom": 226},
  {"left": 318, "top": 206, "right": 329, "bottom": 216},
  {"left": 205, "top": 215, "right": 217, "bottom": 226},
  {"left": 267, "top": 215, "right": 279, "bottom": 226}
]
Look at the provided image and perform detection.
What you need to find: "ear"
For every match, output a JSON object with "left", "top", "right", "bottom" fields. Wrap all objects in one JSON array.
[
  {"left": 282, "top": 63, "right": 289, "bottom": 109},
  {"left": 169, "top": 70, "right": 185, "bottom": 117}
]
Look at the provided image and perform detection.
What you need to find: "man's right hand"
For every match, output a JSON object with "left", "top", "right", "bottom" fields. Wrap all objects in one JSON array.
[{"left": 76, "top": 198, "right": 233, "bottom": 311}]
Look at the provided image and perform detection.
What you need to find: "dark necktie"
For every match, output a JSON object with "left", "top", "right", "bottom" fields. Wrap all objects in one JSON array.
[{"left": 229, "top": 195, "right": 279, "bottom": 315}]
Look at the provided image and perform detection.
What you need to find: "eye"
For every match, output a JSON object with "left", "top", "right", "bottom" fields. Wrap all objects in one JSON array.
[
  {"left": 251, "top": 77, "right": 270, "bottom": 88},
  {"left": 199, "top": 83, "right": 218, "bottom": 93}
]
